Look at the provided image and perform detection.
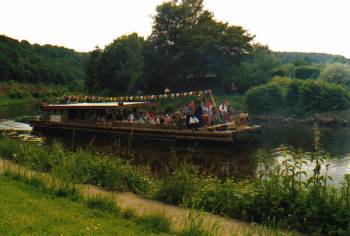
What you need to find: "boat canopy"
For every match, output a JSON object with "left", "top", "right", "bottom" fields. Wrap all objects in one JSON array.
[{"left": 42, "top": 102, "right": 156, "bottom": 110}]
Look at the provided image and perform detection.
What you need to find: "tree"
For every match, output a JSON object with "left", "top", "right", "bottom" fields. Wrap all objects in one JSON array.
[
  {"left": 85, "top": 33, "right": 145, "bottom": 94},
  {"left": 85, "top": 46, "right": 101, "bottom": 92},
  {"left": 146, "top": 0, "right": 254, "bottom": 92},
  {"left": 320, "top": 64, "right": 350, "bottom": 89}
]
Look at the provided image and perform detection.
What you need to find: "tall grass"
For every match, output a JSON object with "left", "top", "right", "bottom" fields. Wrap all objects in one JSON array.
[{"left": 0, "top": 137, "right": 150, "bottom": 194}]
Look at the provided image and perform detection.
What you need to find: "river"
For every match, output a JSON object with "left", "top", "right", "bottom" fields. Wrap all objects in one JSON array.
[{"left": 1, "top": 103, "right": 350, "bottom": 184}]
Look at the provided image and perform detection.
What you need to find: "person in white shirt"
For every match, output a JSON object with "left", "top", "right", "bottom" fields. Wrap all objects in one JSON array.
[{"left": 219, "top": 98, "right": 231, "bottom": 124}]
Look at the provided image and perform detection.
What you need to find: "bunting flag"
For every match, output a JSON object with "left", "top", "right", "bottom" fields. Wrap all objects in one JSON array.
[{"left": 62, "top": 90, "right": 210, "bottom": 103}]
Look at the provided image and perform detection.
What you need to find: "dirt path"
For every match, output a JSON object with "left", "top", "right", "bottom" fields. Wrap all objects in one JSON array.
[{"left": 0, "top": 159, "right": 295, "bottom": 236}]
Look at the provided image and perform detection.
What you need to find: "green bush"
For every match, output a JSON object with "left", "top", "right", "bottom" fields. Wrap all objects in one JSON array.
[
  {"left": 299, "top": 80, "right": 350, "bottom": 112},
  {"left": 246, "top": 77, "right": 350, "bottom": 114},
  {"left": 294, "top": 66, "right": 320, "bottom": 79},
  {"left": 245, "top": 84, "right": 283, "bottom": 114}
]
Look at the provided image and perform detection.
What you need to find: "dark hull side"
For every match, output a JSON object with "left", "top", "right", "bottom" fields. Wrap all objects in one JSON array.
[{"left": 30, "top": 121, "right": 237, "bottom": 143}]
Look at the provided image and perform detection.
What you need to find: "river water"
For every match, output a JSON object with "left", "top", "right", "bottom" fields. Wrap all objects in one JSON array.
[{"left": 2, "top": 103, "right": 350, "bottom": 184}]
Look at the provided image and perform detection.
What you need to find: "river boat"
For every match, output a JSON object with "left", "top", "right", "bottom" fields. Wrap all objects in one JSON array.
[{"left": 30, "top": 91, "right": 262, "bottom": 143}]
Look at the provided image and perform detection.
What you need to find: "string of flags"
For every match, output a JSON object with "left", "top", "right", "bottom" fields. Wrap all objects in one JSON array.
[{"left": 62, "top": 90, "right": 211, "bottom": 103}]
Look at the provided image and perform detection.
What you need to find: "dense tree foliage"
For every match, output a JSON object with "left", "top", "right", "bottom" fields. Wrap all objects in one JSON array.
[
  {"left": 229, "top": 44, "right": 280, "bottom": 93},
  {"left": 85, "top": 34, "right": 145, "bottom": 94},
  {"left": 0, "top": 35, "right": 86, "bottom": 90},
  {"left": 146, "top": 0, "right": 254, "bottom": 92}
]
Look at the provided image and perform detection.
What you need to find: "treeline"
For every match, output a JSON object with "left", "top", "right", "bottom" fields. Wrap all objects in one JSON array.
[
  {"left": 0, "top": 35, "right": 87, "bottom": 90},
  {"left": 85, "top": 0, "right": 273, "bottom": 95},
  {"left": 85, "top": 0, "right": 350, "bottom": 105},
  {"left": 276, "top": 51, "right": 349, "bottom": 64}
]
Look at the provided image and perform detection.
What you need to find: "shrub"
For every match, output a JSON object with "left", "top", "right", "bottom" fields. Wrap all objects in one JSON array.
[
  {"left": 246, "top": 77, "right": 350, "bottom": 115},
  {"left": 299, "top": 80, "right": 350, "bottom": 112},
  {"left": 245, "top": 84, "right": 283, "bottom": 114}
]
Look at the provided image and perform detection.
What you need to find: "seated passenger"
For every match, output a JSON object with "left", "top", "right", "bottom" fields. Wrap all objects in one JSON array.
[{"left": 127, "top": 113, "right": 135, "bottom": 123}]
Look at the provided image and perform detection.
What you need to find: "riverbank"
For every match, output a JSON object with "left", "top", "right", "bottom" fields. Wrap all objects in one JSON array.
[
  {"left": 0, "top": 136, "right": 349, "bottom": 235},
  {"left": 0, "top": 159, "right": 291, "bottom": 236}
]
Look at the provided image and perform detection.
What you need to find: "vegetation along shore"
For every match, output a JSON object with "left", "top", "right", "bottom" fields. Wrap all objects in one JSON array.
[{"left": 0, "top": 125, "right": 349, "bottom": 235}]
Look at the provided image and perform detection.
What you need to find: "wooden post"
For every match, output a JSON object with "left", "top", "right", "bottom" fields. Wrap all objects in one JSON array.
[
  {"left": 71, "top": 128, "right": 76, "bottom": 149},
  {"left": 78, "top": 110, "right": 82, "bottom": 123},
  {"left": 208, "top": 89, "right": 220, "bottom": 123},
  {"left": 112, "top": 109, "right": 116, "bottom": 123}
]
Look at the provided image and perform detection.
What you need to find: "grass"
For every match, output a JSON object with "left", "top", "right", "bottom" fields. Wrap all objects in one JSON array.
[
  {"left": 136, "top": 214, "right": 171, "bottom": 234},
  {"left": 0, "top": 175, "right": 171, "bottom": 236},
  {"left": 0, "top": 96, "right": 36, "bottom": 106},
  {"left": 0, "top": 81, "right": 79, "bottom": 107}
]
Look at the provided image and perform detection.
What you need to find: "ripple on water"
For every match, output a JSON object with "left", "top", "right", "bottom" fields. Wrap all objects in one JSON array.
[{"left": 0, "top": 120, "right": 32, "bottom": 132}]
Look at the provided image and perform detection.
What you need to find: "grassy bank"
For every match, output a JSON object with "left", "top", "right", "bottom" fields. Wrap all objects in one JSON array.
[
  {"left": 0, "top": 81, "right": 76, "bottom": 106},
  {"left": 0, "top": 174, "right": 171, "bottom": 235},
  {"left": 0, "top": 129, "right": 349, "bottom": 235},
  {"left": 0, "top": 158, "right": 292, "bottom": 236}
]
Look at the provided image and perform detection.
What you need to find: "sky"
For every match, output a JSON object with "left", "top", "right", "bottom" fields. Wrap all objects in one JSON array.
[{"left": 1, "top": 0, "right": 350, "bottom": 57}]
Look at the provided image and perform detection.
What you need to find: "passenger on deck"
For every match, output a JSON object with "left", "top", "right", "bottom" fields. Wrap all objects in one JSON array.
[
  {"left": 184, "top": 100, "right": 195, "bottom": 129},
  {"left": 202, "top": 100, "right": 213, "bottom": 125},
  {"left": 194, "top": 100, "right": 204, "bottom": 127},
  {"left": 225, "top": 98, "right": 232, "bottom": 122},
  {"left": 219, "top": 98, "right": 229, "bottom": 124},
  {"left": 127, "top": 112, "right": 135, "bottom": 123}
]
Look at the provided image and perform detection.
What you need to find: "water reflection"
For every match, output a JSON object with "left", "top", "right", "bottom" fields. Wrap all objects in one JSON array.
[{"left": 40, "top": 122, "right": 350, "bottom": 184}]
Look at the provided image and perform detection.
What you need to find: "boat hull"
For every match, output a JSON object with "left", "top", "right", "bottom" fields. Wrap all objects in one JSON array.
[{"left": 30, "top": 120, "right": 240, "bottom": 143}]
